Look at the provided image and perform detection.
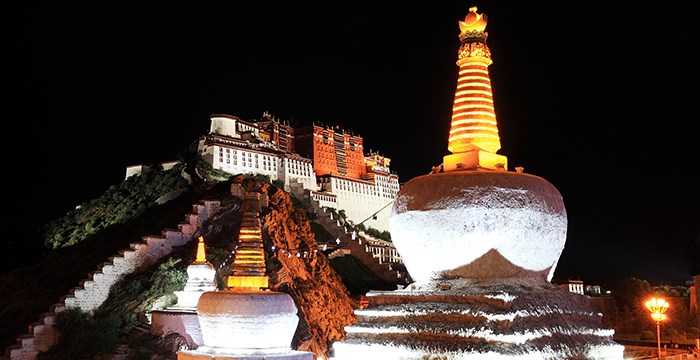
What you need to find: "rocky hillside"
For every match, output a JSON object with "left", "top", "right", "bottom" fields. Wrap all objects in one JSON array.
[
  {"left": 1, "top": 163, "right": 359, "bottom": 359},
  {"left": 192, "top": 176, "right": 357, "bottom": 357},
  {"left": 255, "top": 177, "right": 357, "bottom": 354}
]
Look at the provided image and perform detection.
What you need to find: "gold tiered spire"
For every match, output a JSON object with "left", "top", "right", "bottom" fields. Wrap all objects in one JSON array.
[
  {"left": 443, "top": 6, "right": 508, "bottom": 172},
  {"left": 226, "top": 191, "right": 269, "bottom": 291},
  {"left": 193, "top": 236, "right": 207, "bottom": 264}
]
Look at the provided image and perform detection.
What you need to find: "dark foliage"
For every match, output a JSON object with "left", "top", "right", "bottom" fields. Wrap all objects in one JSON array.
[
  {"left": 41, "top": 163, "right": 190, "bottom": 249},
  {"left": 329, "top": 255, "right": 397, "bottom": 296},
  {"left": 38, "top": 308, "right": 121, "bottom": 360}
]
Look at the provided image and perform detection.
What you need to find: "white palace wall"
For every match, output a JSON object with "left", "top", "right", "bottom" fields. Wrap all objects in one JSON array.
[
  {"left": 3, "top": 200, "right": 221, "bottom": 360},
  {"left": 327, "top": 177, "right": 395, "bottom": 233}
]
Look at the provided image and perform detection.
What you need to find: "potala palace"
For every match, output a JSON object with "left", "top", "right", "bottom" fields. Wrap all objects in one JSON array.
[{"left": 196, "top": 112, "right": 400, "bottom": 233}]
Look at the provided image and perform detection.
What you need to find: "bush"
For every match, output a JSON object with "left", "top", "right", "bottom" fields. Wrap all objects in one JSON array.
[
  {"left": 365, "top": 227, "right": 391, "bottom": 242},
  {"left": 310, "top": 222, "right": 333, "bottom": 244},
  {"left": 41, "top": 162, "right": 190, "bottom": 249},
  {"left": 99, "top": 257, "right": 187, "bottom": 329},
  {"left": 38, "top": 308, "right": 121, "bottom": 359}
]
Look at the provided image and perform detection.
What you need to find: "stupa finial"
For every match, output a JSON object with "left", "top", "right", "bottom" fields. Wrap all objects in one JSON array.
[
  {"left": 458, "top": 6, "right": 488, "bottom": 41},
  {"left": 194, "top": 236, "right": 207, "bottom": 264}
]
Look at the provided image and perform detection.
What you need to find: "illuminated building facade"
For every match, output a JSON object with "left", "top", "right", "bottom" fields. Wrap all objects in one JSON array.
[
  {"left": 294, "top": 124, "right": 365, "bottom": 179},
  {"left": 198, "top": 113, "right": 399, "bottom": 232},
  {"left": 557, "top": 279, "right": 585, "bottom": 295},
  {"left": 254, "top": 112, "right": 296, "bottom": 154}
]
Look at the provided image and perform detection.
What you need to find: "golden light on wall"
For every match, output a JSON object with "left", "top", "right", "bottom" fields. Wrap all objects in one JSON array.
[
  {"left": 226, "top": 191, "right": 269, "bottom": 291},
  {"left": 227, "top": 275, "right": 269, "bottom": 290}
]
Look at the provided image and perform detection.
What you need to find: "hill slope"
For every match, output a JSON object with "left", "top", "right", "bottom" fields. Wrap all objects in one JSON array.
[{"left": 1, "top": 161, "right": 359, "bottom": 358}]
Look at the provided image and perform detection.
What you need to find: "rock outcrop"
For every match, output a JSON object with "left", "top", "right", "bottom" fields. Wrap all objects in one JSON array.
[{"left": 257, "top": 179, "right": 357, "bottom": 357}]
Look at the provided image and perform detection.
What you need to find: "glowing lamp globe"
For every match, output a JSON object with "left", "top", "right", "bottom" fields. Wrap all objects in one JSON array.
[
  {"left": 196, "top": 290, "right": 300, "bottom": 355},
  {"left": 646, "top": 297, "right": 669, "bottom": 322},
  {"left": 390, "top": 170, "right": 567, "bottom": 284}
]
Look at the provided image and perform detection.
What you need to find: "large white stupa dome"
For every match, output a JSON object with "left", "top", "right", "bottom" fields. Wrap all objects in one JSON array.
[{"left": 390, "top": 170, "right": 567, "bottom": 284}]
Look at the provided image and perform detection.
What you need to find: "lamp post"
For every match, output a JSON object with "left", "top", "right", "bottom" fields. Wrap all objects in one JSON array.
[{"left": 645, "top": 297, "right": 669, "bottom": 358}]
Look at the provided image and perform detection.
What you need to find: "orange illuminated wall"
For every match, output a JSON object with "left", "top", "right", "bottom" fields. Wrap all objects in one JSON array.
[
  {"left": 295, "top": 124, "right": 365, "bottom": 179},
  {"left": 342, "top": 132, "right": 365, "bottom": 179}
]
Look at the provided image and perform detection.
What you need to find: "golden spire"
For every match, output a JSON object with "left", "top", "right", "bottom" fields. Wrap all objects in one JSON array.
[
  {"left": 443, "top": 5, "right": 508, "bottom": 172},
  {"left": 194, "top": 236, "right": 207, "bottom": 264},
  {"left": 226, "top": 191, "right": 269, "bottom": 291}
]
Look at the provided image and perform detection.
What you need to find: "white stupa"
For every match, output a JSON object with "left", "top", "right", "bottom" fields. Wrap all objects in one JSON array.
[
  {"left": 178, "top": 185, "right": 313, "bottom": 360},
  {"left": 173, "top": 236, "right": 218, "bottom": 310},
  {"left": 150, "top": 235, "right": 217, "bottom": 348},
  {"left": 333, "top": 6, "right": 624, "bottom": 359}
]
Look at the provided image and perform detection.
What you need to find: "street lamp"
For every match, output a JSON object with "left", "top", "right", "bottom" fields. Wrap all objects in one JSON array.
[{"left": 645, "top": 297, "right": 669, "bottom": 358}]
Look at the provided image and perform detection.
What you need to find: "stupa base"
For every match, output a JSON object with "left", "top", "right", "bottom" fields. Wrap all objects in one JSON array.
[
  {"left": 177, "top": 349, "right": 314, "bottom": 360},
  {"left": 333, "top": 278, "right": 624, "bottom": 359},
  {"left": 150, "top": 309, "right": 202, "bottom": 349}
]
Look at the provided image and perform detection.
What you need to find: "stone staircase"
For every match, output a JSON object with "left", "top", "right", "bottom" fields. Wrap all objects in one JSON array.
[
  {"left": 332, "top": 228, "right": 410, "bottom": 285},
  {"left": 2, "top": 199, "right": 221, "bottom": 360},
  {"left": 290, "top": 183, "right": 409, "bottom": 285}
]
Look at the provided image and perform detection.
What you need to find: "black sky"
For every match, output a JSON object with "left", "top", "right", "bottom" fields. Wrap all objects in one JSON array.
[{"left": 8, "top": 1, "right": 698, "bottom": 287}]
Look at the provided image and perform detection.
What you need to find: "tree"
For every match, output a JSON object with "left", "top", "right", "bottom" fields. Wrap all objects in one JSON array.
[{"left": 611, "top": 277, "right": 652, "bottom": 312}]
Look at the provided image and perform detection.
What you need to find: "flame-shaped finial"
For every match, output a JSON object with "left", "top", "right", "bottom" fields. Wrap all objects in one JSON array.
[
  {"left": 194, "top": 236, "right": 207, "bottom": 264},
  {"left": 459, "top": 6, "right": 488, "bottom": 35}
]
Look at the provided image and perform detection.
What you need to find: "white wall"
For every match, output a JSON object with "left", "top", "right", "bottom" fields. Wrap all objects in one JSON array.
[{"left": 210, "top": 116, "right": 239, "bottom": 137}]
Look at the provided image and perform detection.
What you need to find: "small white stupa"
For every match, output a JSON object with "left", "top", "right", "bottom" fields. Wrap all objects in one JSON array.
[
  {"left": 177, "top": 184, "right": 313, "bottom": 360},
  {"left": 150, "top": 236, "right": 217, "bottom": 348},
  {"left": 173, "top": 236, "right": 217, "bottom": 310}
]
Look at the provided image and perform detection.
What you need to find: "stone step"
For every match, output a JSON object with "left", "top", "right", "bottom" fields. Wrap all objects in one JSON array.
[{"left": 49, "top": 303, "right": 65, "bottom": 313}]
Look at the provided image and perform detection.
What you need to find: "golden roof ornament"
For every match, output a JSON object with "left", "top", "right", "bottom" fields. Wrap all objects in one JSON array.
[{"left": 459, "top": 6, "right": 488, "bottom": 41}]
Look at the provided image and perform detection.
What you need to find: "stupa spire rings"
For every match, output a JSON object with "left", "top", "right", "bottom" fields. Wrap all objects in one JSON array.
[{"left": 444, "top": 5, "right": 505, "bottom": 171}]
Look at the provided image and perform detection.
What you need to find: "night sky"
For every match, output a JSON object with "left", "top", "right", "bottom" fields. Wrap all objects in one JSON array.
[{"left": 8, "top": 1, "right": 698, "bottom": 287}]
